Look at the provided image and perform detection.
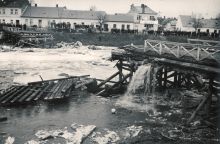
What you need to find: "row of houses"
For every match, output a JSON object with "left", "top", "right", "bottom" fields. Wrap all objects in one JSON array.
[
  {"left": 0, "top": 2, "right": 220, "bottom": 34},
  {"left": 164, "top": 15, "right": 220, "bottom": 34},
  {"left": 0, "top": 3, "right": 159, "bottom": 32}
]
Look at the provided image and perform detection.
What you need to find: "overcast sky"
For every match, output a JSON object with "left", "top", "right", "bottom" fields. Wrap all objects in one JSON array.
[{"left": 34, "top": 0, "right": 220, "bottom": 18}]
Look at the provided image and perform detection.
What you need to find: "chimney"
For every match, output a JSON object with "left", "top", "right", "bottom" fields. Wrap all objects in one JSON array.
[
  {"left": 130, "top": 4, "right": 134, "bottom": 10},
  {"left": 56, "top": 4, "right": 58, "bottom": 7},
  {"left": 141, "top": 4, "right": 145, "bottom": 13},
  {"left": 35, "top": 4, "right": 37, "bottom": 7}
]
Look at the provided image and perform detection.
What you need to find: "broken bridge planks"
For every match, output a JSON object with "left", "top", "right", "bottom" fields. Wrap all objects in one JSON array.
[{"left": 0, "top": 76, "right": 86, "bottom": 105}]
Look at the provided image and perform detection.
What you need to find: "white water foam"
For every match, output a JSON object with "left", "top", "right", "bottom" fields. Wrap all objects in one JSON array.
[{"left": 116, "top": 64, "right": 155, "bottom": 112}]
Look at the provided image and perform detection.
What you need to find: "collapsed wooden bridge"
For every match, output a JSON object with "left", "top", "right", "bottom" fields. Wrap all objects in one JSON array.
[
  {"left": 108, "top": 39, "right": 220, "bottom": 124},
  {"left": 0, "top": 76, "right": 96, "bottom": 106},
  {"left": 96, "top": 39, "right": 220, "bottom": 95}
]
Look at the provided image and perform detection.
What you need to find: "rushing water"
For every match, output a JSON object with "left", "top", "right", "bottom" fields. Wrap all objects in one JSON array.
[{"left": 116, "top": 64, "right": 155, "bottom": 112}]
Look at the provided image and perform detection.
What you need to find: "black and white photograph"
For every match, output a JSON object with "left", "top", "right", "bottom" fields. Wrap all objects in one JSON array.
[{"left": 0, "top": 0, "right": 220, "bottom": 143}]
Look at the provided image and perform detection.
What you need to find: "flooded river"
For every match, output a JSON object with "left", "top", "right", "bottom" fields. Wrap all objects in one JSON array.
[
  {"left": 0, "top": 46, "right": 152, "bottom": 144},
  {"left": 0, "top": 46, "right": 218, "bottom": 144}
]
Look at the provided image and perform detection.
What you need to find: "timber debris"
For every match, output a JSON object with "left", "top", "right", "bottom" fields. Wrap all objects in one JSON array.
[{"left": 0, "top": 75, "right": 97, "bottom": 106}]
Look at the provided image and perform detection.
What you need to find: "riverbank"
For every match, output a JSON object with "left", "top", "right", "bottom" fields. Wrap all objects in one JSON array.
[{"left": 52, "top": 32, "right": 189, "bottom": 47}]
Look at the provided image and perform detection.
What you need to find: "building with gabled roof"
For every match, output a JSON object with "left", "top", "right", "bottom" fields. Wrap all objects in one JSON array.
[
  {"left": 0, "top": 1, "right": 28, "bottom": 26},
  {"left": 128, "top": 4, "right": 157, "bottom": 15},
  {"left": 128, "top": 4, "right": 158, "bottom": 31},
  {"left": 176, "top": 15, "right": 220, "bottom": 33},
  {"left": 20, "top": 4, "right": 107, "bottom": 29},
  {"left": 1, "top": 2, "right": 159, "bottom": 32},
  {"left": 105, "top": 13, "right": 135, "bottom": 32}
]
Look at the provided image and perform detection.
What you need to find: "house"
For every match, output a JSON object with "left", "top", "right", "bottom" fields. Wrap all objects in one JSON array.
[
  {"left": 128, "top": 4, "right": 158, "bottom": 32},
  {"left": 0, "top": 2, "right": 28, "bottom": 25},
  {"left": 21, "top": 4, "right": 106, "bottom": 29},
  {"left": 176, "top": 15, "right": 220, "bottom": 33},
  {"left": 1, "top": 2, "right": 159, "bottom": 33},
  {"left": 105, "top": 13, "right": 135, "bottom": 32}
]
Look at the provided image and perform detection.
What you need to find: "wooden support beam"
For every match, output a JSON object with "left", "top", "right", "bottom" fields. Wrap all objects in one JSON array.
[
  {"left": 187, "top": 95, "right": 209, "bottom": 124},
  {"left": 97, "top": 74, "right": 131, "bottom": 96},
  {"left": 163, "top": 67, "right": 167, "bottom": 88},
  {"left": 96, "top": 71, "right": 120, "bottom": 88},
  {"left": 96, "top": 79, "right": 117, "bottom": 84},
  {"left": 111, "top": 73, "right": 131, "bottom": 89},
  {"left": 177, "top": 73, "right": 182, "bottom": 87},
  {"left": 205, "top": 77, "right": 214, "bottom": 116},
  {"left": 28, "top": 75, "right": 88, "bottom": 85},
  {"left": 158, "top": 69, "right": 163, "bottom": 87},
  {"left": 118, "top": 60, "right": 123, "bottom": 82},
  {"left": 122, "top": 66, "right": 131, "bottom": 71},
  {"left": 174, "top": 71, "right": 178, "bottom": 88}
]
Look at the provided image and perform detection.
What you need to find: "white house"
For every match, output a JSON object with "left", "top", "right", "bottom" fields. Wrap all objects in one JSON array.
[
  {"left": 128, "top": 4, "right": 158, "bottom": 32},
  {"left": 1, "top": 3, "right": 159, "bottom": 33},
  {"left": 176, "top": 15, "right": 220, "bottom": 33},
  {"left": 105, "top": 14, "right": 135, "bottom": 32},
  {"left": 0, "top": 2, "right": 27, "bottom": 25},
  {"left": 20, "top": 4, "right": 106, "bottom": 29}
]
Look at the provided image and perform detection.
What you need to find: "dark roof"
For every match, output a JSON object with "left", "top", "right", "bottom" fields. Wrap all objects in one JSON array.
[
  {"left": 21, "top": 6, "right": 64, "bottom": 18},
  {"left": 0, "top": 0, "right": 29, "bottom": 8},
  {"left": 60, "top": 10, "right": 106, "bottom": 20},
  {"left": 21, "top": 6, "right": 106, "bottom": 20},
  {"left": 128, "top": 4, "right": 157, "bottom": 15},
  {"left": 106, "top": 14, "right": 134, "bottom": 23},
  {"left": 179, "top": 15, "right": 220, "bottom": 29}
]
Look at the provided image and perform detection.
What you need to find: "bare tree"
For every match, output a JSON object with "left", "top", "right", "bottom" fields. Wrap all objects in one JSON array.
[
  {"left": 192, "top": 14, "right": 203, "bottom": 32},
  {"left": 97, "top": 13, "right": 106, "bottom": 33}
]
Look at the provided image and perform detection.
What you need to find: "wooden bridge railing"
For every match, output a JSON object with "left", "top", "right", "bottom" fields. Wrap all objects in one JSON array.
[{"left": 144, "top": 39, "right": 220, "bottom": 61}]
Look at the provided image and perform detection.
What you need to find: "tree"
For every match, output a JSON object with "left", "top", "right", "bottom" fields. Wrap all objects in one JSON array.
[
  {"left": 192, "top": 14, "right": 203, "bottom": 32},
  {"left": 97, "top": 13, "right": 106, "bottom": 33}
]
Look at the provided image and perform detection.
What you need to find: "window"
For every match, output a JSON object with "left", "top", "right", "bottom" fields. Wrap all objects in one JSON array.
[
  {"left": 11, "top": 9, "right": 13, "bottom": 15},
  {"left": 25, "top": 19, "right": 28, "bottom": 25},
  {"left": 150, "top": 16, "right": 155, "bottom": 21},
  {"left": 206, "top": 29, "right": 209, "bottom": 33},
  {"left": 30, "top": 19, "right": 33, "bottom": 26},
  {"left": 11, "top": 20, "right": 13, "bottom": 24},
  {"left": 121, "top": 24, "right": 125, "bottom": 30},
  {"left": 15, "top": 9, "right": 18, "bottom": 15},
  {"left": 113, "top": 24, "right": 117, "bottom": 29},
  {"left": 3, "top": 19, "right": 5, "bottom": 23},
  {"left": 48, "top": 20, "right": 51, "bottom": 27},
  {"left": 144, "top": 24, "right": 153, "bottom": 28},
  {"left": 214, "top": 30, "right": 217, "bottom": 33},
  {"left": 82, "top": 22, "right": 84, "bottom": 25},
  {"left": 2, "top": 9, "right": 5, "bottom": 14},
  {"left": 137, "top": 15, "right": 141, "bottom": 20},
  {"left": 38, "top": 19, "right": 42, "bottom": 27},
  {"left": 127, "top": 25, "right": 130, "bottom": 30}
]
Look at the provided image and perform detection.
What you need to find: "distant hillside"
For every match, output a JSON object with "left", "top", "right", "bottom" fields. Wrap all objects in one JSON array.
[{"left": 0, "top": 0, "right": 29, "bottom": 7}]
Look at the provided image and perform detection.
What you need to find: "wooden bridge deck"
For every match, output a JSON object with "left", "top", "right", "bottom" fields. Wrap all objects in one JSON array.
[{"left": 112, "top": 39, "right": 220, "bottom": 66}]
